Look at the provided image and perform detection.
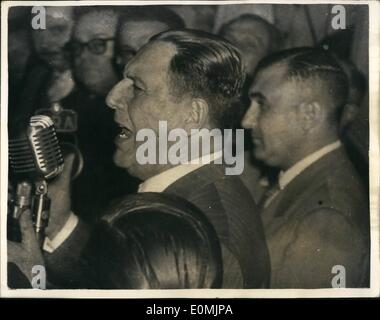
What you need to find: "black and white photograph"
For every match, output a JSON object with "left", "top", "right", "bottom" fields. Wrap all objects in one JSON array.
[{"left": 1, "top": 0, "right": 379, "bottom": 298}]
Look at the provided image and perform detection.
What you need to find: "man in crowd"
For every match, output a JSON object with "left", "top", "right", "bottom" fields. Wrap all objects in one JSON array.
[
  {"left": 31, "top": 6, "right": 75, "bottom": 103},
  {"left": 9, "top": 7, "right": 75, "bottom": 136},
  {"left": 218, "top": 14, "right": 283, "bottom": 203},
  {"left": 242, "top": 47, "right": 369, "bottom": 288},
  {"left": 219, "top": 14, "right": 282, "bottom": 79},
  {"left": 9, "top": 30, "right": 270, "bottom": 289},
  {"left": 115, "top": 7, "right": 184, "bottom": 70},
  {"left": 61, "top": 6, "right": 134, "bottom": 221},
  {"left": 69, "top": 7, "right": 120, "bottom": 97}
]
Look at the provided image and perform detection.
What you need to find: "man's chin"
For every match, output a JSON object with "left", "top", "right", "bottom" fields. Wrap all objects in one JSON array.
[
  {"left": 113, "top": 154, "right": 141, "bottom": 179},
  {"left": 253, "top": 150, "right": 280, "bottom": 167},
  {"left": 113, "top": 153, "right": 130, "bottom": 169},
  {"left": 253, "top": 149, "right": 270, "bottom": 164}
]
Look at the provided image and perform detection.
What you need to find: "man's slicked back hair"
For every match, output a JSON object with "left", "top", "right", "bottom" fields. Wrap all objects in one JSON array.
[
  {"left": 256, "top": 47, "right": 349, "bottom": 122},
  {"left": 151, "top": 29, "right": 246, "bottom": 128}
]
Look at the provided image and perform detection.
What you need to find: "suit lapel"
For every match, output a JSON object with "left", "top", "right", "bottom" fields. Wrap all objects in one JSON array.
[{"left": 262, "top": 148, "right": 348, "bottom": 233}]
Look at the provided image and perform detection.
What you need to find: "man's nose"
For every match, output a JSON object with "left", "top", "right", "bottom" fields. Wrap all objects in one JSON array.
[
  {"left": 106, "top": 78, "right": 133, "bottom": 111},
  {"left": 241, "top": 103, "right": 259, "bottom": 129},
  {"left": 74, "top": 46, "right": 91, "bottom": 63}
]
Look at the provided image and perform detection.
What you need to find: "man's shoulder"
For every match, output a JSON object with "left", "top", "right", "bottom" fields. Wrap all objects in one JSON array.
[
  {"left": 282, "top": 148, "right": 366, "bottom": 214},
  {"left": 264, "top": 148, "right": 368, "bottom": 236},
  {"left": 164, "top": 164, "right": 269, "bottom": 288},
  {"left": 165, "top": 163, "right": 255, "bottom": 206},
  {"left": 165, "top": 163, "right": 261, "bottom": 244},
  {"left": 264, "top": 149, "right": 370, "bottom": 288}
]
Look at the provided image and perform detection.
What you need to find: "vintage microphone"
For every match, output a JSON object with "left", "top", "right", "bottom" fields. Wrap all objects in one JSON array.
[{"left": 9, "top": 115, "right": 64, "bottom": 246}]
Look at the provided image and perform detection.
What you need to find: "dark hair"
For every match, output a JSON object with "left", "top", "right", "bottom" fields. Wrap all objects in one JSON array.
[
  {"left": 83, "top": 192, "right": 223, "bottom": 289},
  {"left": 255, "top": 47, "right": 349, "bottom": 123},
  {"left": 151, "top": 29, "right": 246, "bottom": 128},
  {"left": 117, "top": 6, "right": 185, "bottom": 33},
  {"left": 219, "top": 14, "right": 283, "bottom": 54}
]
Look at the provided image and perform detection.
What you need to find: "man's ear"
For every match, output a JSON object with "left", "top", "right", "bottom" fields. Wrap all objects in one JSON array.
[
  {"left": 298, "top": 101, "right": 322, "bottom": 131},
  {"left": 185, "top": 98, "right": 210, "bottom": 129},
  {"left": 340, "top": 103, "right": 359, "bottom": 130}
]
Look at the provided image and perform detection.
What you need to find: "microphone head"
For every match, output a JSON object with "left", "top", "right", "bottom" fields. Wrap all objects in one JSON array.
[{"left": 9, "top": 115, "right": 64, "bottom": 180}]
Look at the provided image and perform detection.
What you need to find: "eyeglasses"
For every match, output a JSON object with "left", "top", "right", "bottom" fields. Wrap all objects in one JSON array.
[{"left": 65, "top": 38, "right": 115, "bottom": 56}]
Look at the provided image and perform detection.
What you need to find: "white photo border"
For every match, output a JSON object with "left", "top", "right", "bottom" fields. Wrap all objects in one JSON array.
[{"left": 1, "top": 0, "right": 379, "bottom": 298}]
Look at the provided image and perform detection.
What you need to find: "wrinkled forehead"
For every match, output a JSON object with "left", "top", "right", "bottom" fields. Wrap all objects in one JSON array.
[
  {"left": 125, "top": 41, "right": 177, "bottom": 77},
  {"left": 74, "top": 10, "right": 118, "bottom": 41}
]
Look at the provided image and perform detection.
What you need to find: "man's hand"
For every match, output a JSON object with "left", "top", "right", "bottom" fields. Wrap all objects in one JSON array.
[
  {"left": 8, "top": 210, "right": 45, "bottom": 284},
  {"left": 45, "top": 153, "right": 75, "bottom": 239}
]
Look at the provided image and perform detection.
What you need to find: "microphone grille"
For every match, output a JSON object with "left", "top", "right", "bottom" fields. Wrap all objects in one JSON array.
[{"left": 28, "top": 115, "right": 64, "bottom": 179}]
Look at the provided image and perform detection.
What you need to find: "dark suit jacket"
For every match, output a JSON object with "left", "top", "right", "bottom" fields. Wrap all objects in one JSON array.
[
  {"left": 262, "top": 147, "right": 370, "bottom": 288},
  {"left": 164, "top": 163, "right": 270, "bottom": 288},
  {"left": 44, "top": 219, "right": 93, "bottom": 288},
  {"left": 44, "top": 163, "right": 270, "bottom": 289}
]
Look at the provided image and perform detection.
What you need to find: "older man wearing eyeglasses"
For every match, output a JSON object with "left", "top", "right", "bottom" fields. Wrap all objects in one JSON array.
[
  {"left": 55, "top": 6, "right": 135, "bottom": 222},
  {"left": 67, "top": 7, "right": 120, "bottom": 97}
]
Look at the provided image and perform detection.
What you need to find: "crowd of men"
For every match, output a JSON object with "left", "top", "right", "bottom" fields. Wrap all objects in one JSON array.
[{"left": 7, "top": 5, "right": 370, "bottom": 289}]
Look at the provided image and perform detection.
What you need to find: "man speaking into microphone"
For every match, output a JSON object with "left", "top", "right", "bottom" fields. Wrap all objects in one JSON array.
[{"left": 8, "top": 29, "right": 270, "bottom": 289}]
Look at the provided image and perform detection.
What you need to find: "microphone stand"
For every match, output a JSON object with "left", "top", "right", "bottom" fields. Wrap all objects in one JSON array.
[{"left": 32, "top": 180, "right": 51, "bottom": 248}]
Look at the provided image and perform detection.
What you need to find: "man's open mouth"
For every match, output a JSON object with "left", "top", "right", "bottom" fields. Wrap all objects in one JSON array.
[{"left": 118, "top": 125, "right": 133, "bottom": 139}]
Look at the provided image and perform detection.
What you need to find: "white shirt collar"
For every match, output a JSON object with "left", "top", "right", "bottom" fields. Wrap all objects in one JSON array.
[
  {"left": 278, "top": 140, "right": 342, "bottom": 190},
  {"left": 138, "top": 150, "right": 223, "bottom": 193},
  {"left": 43, "top": 212, "right": 78, "bottom": 253}
]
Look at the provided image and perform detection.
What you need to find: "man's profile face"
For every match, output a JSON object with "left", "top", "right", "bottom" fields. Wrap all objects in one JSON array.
[
  {"left": 222, "top": 19, "right": 271, "bottom": 76},
  {"left": 72, "top": 10, "right": 119, "bottom": 96},
  {"left": 32, "top": 7, "right": 73, "bottom": 71},
  {"left": 242, "top": 63, "right": 304, "bottom": 169},
  {"left": 106, "top": 41, "right": 191, "bottom": 180},
  {"left": 116, "top": 20, "right": 171, "bottom": 67}
]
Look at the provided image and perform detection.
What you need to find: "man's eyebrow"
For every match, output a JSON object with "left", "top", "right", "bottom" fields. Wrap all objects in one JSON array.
[{"left": 123, "top": 70, "right": 146, "bottom": 88}]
